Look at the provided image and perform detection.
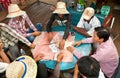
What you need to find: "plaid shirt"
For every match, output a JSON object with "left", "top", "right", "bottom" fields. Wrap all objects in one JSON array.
[
  {"left": 0, "top": 23, "right": 31, "bottom": 48},
  {"left": 8, "top": 12, "right": 37, "bottom": 37}
]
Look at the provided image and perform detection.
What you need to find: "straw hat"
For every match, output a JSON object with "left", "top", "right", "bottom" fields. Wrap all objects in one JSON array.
[
  {"left": 53, "top": 2, "right": 69, "bottom": 14},
  {"left": 6, "top": 55, "right": 37, "bottom": 78},
  {"left": 7, "top": 4, "right": 25, "bottom": 18},
  {"left": 82, "top": 7, "right": 95, "bottom": 20}
]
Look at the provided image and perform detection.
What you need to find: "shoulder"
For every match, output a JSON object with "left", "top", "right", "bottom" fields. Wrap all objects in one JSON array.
[
  {"left": 22, "top": 12, "right": 28, "bottom": 18},
  {"left": 92, "top": 16, "right": 100, "bottom": 20}
]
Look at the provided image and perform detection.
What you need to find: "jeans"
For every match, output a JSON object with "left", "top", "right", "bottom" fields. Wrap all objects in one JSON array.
[
  {"left": 4, "top": 44, "right": 21, "bottom": 61},
  {"left": 26, "top": 23, "right": 42, "bottom": 42},
  {"left": 3, "top": 41, "right": 33, "bottom": 61}
]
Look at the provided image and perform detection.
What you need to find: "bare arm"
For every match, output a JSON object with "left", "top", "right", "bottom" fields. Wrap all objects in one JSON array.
[{"left": 0, "top": 51, "right": 10, "bottom": 63}]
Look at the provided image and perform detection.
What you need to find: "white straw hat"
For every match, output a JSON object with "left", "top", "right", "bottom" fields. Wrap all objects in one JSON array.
[
  {"left": 7, "top": 4, "right": 25, "bottom": 18},
  {"left": 82, "top": 7, "right": 95, "bottom": 20},
  {"left": 6, "top": 55, "right": 37, "bottom": 78},
  {"left": 53, "top": 2, "right": 69, "bottom": 14}
]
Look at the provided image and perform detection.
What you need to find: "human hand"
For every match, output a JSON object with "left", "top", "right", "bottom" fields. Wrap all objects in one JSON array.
[
  {"left": 67, "top": 46, "right": 75, "bottom": 53},
  {"left": 48, "top": 32, "right": 53, "bottom": 43},
  {"left": 29, "top": 43, "right": 36, "bottom": 49},
  {"left": 34, "top": 54, "right": 44, "bottom": 62},
  {"left": 32, "top": 31, "right": 41, "bottom": 36},
  {"left": 73, "top": 41, "right": 82, "bottom": 47},
  {"left": 0, "top": 40, "right": 3, "bottom": 51},
  {"left": 57, "top": 53, "right": 63, "bottom": 62},
  {"left": 59, "top": 39, "right": 65, "bottom": 50}
]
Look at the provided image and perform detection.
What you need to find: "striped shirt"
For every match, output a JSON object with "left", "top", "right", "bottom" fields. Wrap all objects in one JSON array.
[{"left": 0, "top": 23, "right": 31, "bottom": 48}]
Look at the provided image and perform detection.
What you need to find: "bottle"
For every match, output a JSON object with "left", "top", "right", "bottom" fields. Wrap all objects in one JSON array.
[
  {"left": 20, "top": 49, "right": 25, "bottom": 55},
  {"left": 77, "top": 0, "right": 86, "bottom": 12}
]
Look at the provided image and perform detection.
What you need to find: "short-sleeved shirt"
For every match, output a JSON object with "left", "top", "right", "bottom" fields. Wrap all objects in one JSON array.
[{"left": 77, "top": 16, "right": 101, "bottom": 36}]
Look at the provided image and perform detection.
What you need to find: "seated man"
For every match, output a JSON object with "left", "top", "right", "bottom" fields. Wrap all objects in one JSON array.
[
  {"left": 74, "top": 56, "right": 105, "bottom": 78},
  {"left": 67, "top": 27, "right": 119, "bottom": 78},
  {"left": 7, "top": 4, "right": 41, "bottom": 42},
  {"left": 73, "top": 7, "right": 101, "bottom": 37},
  {"left": 0, "top": 23, "right": 35, "bottom": 61}
]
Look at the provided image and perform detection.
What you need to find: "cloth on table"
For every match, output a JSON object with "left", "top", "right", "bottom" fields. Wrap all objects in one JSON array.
[{"left": 31, "top": 32, "right": 74, "bottom": 62}]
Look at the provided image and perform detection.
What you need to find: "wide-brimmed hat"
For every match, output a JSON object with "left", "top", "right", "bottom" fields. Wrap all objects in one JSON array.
[
  {"left": 6, "top": 55, "right": 37, "bottom": 78},
  {"left": 82, "top": 7, "right": 95, "bottom": 20},
  {"left": 53, "top": 2, "right": 69, "bottom": 14},
  {"left": 7, "top": 4, "right": 25, "bottom": 18}
]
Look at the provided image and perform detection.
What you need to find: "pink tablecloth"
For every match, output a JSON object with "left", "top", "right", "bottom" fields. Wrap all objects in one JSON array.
[{"left": 31, "top": 32, "right": 74, "bottom": 62}]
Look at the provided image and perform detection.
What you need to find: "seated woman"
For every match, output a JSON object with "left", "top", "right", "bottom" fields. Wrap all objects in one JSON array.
[
  {"left": 7, "top": 4, "right": 42, "bottom": 42},
  {"left": 46, "top": 1, "right": 71, "bottom": 50},
  {"left": 0, "top": 23, "right": 35, "bottom": 61}
]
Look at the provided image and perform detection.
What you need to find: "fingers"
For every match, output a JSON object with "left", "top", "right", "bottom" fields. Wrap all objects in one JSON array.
[
  {"left": 72, "top": 42, "right": 79, "bottom": 47},
  {"left": 72, "top": 41, "right": 82, "bottom": 47},
  {"left": 67, "top": 46, "right": 74, "bottom": 52},
  {"left": 57, "top": 53, "right": 64, "bottom": 62}
]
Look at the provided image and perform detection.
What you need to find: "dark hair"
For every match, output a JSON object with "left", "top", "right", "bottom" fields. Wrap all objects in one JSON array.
[
  {"left": 95, "top": 27, "right": 110, "bottom": 42},
  {"left": 77, "top": 56, "right": 100, "bottom": 78}
]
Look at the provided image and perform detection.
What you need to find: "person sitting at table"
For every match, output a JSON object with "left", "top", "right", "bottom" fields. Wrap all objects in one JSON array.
[
  {"left": 7, "top": 4, "right": 42, "bottom": 42},
  {"left": 73, "top": 56, "right": 105, "bottom": 78},
  {"left": 67, "top": 27, "right": 119, "bottom": 78},
  {"left": 46, "top": 1, "right": 71, "bottom": 50},
  {"left": 0, "top": 23, "right": 35, "bottom": 61},
  {"left": 73, "top": 7, "right": 101, "bottom": 37}
]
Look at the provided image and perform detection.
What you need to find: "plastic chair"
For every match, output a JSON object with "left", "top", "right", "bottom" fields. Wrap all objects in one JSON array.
[
  {"left": 103, "top": 14, "right": 119, "bottom": 41},
  {"left": 101, "top": 6, "right": 110, "bottom": 16}
]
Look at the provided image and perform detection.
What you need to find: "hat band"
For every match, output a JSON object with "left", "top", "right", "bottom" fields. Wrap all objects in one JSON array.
[
  {"left": 21, "top": 61, "right": 27, "bottom": 78},
  {"left": 9, "top": 10, "right": 21, "bottom": 14},
  {"left": 16, "top": 57, "right": 27, "bottom": 78}
]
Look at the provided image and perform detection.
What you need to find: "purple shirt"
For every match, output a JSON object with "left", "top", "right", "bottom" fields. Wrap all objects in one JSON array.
[
  {"left": 73, "top": 37, "right": 119, "bottom": 78},
  {"left": 8, "top": 13, "right": 37, "bottom": 37}
]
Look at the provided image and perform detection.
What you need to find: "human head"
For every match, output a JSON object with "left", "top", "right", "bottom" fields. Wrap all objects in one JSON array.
[
  {"left": 7, "top": 4, "right": 25, "bottom": 18},
  {"left": 93, "top": 27, "right": 110, "bottom": 42},
  {"left": 53, "top": 1, "right": 69, "bottom": 14},
  {"left": 82, "top": 7, "right": 95, "bottom": 21},
  {"left": 6, "top": 55, "right": 37, "bottom": 78},
  {"left": 77, "top": 56, "right": 100, "bottom": 78}
]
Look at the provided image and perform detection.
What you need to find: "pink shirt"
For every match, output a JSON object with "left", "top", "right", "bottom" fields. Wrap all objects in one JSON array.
[
  {"left": 8, "top": 13, "right": 37, "bottom": 37},
  {"left": 73, "top": 37, "right": 119, "bottom": 78}
]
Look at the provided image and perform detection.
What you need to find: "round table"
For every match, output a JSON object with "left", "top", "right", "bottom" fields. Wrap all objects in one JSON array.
[{"left": 38, "top": 26, "right": 91, "bottom": 71}]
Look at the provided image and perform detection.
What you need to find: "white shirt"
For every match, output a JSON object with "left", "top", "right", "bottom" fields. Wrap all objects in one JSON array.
[
  {"left": 77, "top": 16, "right": 101, "bottom": 36},
  {"left": 0, "top": 62, "right": 9, "bottom": 73},
  {"left": 98, "top": 69, "right": 105, "bottom": 78}
]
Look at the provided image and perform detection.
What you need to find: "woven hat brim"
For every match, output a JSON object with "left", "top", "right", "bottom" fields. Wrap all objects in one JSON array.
[
  {"left": 6, "top": 10, "right": 25, "bottom": 18},
  {"left": 6, "top": 55, "right": 37, "bottom": 78},
  {"left": 20, "top": 56, "right": 37, "bottom": 78},
  {"left": 53, "top": 8, "right": 69, "bottom": 14}
]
